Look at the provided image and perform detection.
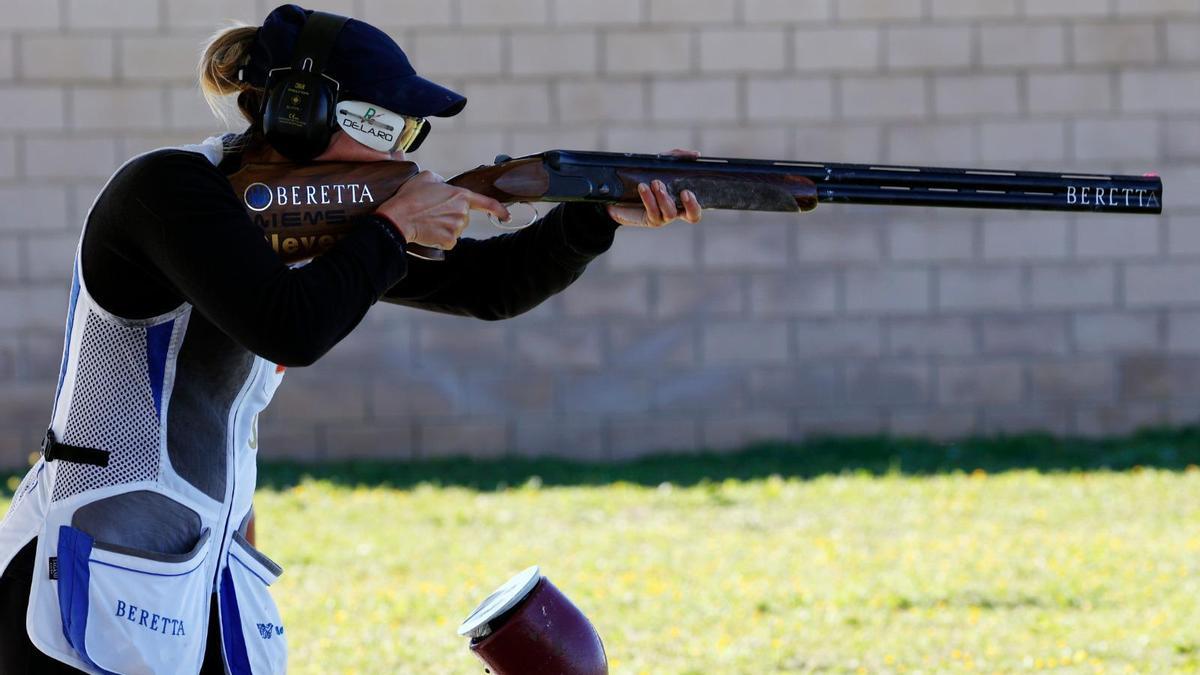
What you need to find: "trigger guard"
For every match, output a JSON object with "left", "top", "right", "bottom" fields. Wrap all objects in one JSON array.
[{"left": 491, "top": 202, "right": 538, "bottom": 230}]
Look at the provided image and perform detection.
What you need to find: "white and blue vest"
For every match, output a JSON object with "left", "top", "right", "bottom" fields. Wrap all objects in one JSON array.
[{"left": 0, "top": 138, "right": 288, "bottom": 674}]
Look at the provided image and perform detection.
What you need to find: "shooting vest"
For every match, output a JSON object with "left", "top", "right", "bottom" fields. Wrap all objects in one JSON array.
[{"left": 0, "top": 137, "right": 288, "bottom": 674}]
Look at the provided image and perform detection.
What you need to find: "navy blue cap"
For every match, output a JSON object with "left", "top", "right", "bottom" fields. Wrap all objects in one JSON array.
[{"left": 241, "top": 4, "right": 466, "bottom": 118}]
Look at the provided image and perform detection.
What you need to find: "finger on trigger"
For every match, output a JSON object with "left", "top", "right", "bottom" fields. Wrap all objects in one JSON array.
[{"left": 466, "top": 192, "right": 511, "bottom": 222}]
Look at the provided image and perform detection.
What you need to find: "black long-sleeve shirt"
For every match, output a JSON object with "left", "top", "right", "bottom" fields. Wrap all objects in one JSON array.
[{"left": 82, "top": 148, "right": 619, "bottom": 366}]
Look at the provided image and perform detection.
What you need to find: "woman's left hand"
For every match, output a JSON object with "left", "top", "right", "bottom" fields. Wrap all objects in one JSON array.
[{"left": 605, "top": 149, "right": 704, "bottom": 227}]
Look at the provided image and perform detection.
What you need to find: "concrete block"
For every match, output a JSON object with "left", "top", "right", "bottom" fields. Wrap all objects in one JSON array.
[
  {"left": 888, "top": 217, "right": 975, "bottom": 262},
  {"left": 1072, "top": 118, "right": 1160, "bottom": 162},
  {"left": 980, "top": 121, "right": 1068, "bottom": 163},
  {"left": 508, "top": 128, "right": 601, "bottom": 156},
  {"left": 794, "top": 124, "right": 884, "bottom": 162},
  {"left": 700, "top": 217, "right": 790, "bottom": 268},
  {"left": 1168, "top": 216, "right": 1200, "bottom": 255},
  {"left": 411, "top": 131, "right": 506, "bottom": 176},
  {"left": 553, "top": 0, "right": 642, "bottom": 25},
  {"left": 980, "top": 406, "right": 1071, "bottom": 435},
  {"left": 981, "top": 25, "right": 1067, "bottom": 67},
  {"left": 648, "top": 0, "right": 737, "bottom": 23},
  {"left": 744, "top": 0, "right": 832, "bottom": 23},
  {"left": 1119, "top": 355, "right": 1200, "bottom": 400},
  {"left": 1116, "top": 0, "right": 1198, "bottom": 15},
  {"left": 842, "top": 75, "right": 928, "bottom": 121},
  {"left": 419, "top": 417, "right": 510, "bottom": 459},
  {"left": 66, "top": 0, "right": 158, "bottom": 29},
  {"left": 410, "top": 32, "right": 504, "bottom": 78},
  {"left": 651, "top": 79, "right": 738, "bottom": 122},
  {"left": 0, "top": 235, "right": 20, "bottom": 281},
  {"left": 371, "top": 369, "right": 471, "bottom": 417},
  {"left": 981, "top": 314, "right": 1069, "bottom": 355},
  {"left": 1074, "top": 311, "right": 1160, "bottom": 352},
  {"left": 886, "top": 26, "right": 972, "bottom": 70},
  {"left": 795, "top": 409, "right": 885, "bottom": 436},
  {"left": 845, "top": 361, "right": 931, "bottom": 404},
  {"left": 702, "top": 321, "right": 790, "bottom": 364},
  {"left": 795, "top": 318, "right": 883, "bottom": 358},
  {"left": 656, "top": 272, "right": 743, "bottom": 317},
  {"left": 1030, "top": 263, "right": 1115, "bottom": 309},
  {"left": 698, "top": 126, "right": 795, "bottom": 158},
  {"left": 793, "top": 27, "right": 881, "bottom": 72},
  {"left": 1075, "top": 403, "right": 1165, "bottom": 438},
  {"left": 700, "top": 29, "right": 788, "bottom": 73},
  {"left": 5, "top": 0, "right": 60, "bottom": 28},
  {"left": 887, "top": 317, "right": 976, "bottom": 357},
  {"left": 1121, "top": 69, "right": 1200, "bottom": 113},
  {"left": 511, "top": 32, "right": 597, "bottom": 75},
  {"left": 1029, "top": 359, "right": 1113, "bottom": 400},
  {"left": 845, "top": 267, "right": 930, "bottom": 314},
  {"left": 609, "top": 417, "right": 700, "bottom": 460},
  {"left": 982, "top": 214, "right": 1069, "bottom": 260},
  {"left": 165, "top": 0, "right": 259, "bottom": 28},
  {"left": 938, "top": 362, "right": 1024, "bottom": 404},
  {"left": 268, "top": 374, "right": 367, "bottom": 422},
  {"left": 796, "top": 222, "right": 881, "bottom": 262},
  {"left": 652, "top": 367, "right": 746, "bottom": 411},
  {"left": 1028, "top": 72, "right": 1115, "bottom": 115},
  {"left": 25, "top": 233, "right": 80, "bottom": 282},
  {"left": 747, "top": 363, "right": 843, "bottom": 405},
  {"left": 1074, "top": 215, "right": 1161, "bottom": 258},
  {"left": 888, "top": 409, "right": 977, "bottom": 439},
  {"left": 607, "top": 227, "right": 697, "bottom": 272},
  {"left": 562, "top": 274, "right": 651, "bottom": 317},
  {"left": 255, "top": 424, "right": 321, "bottom": 461},
  {"left": 512, "top": 323, "right": 604, "bottom": 369},
  {"left": 513, "top": 415, "right": 606, "bottom": 459},
  {"left": 360, "top": 0, "right": 451, "bottom": 27},
  {"left": 121, "top": 36, "right": 205, "bottom": 82},
  {"left": 1023, "top": 0, "right": 1111, "bottom": 18},
  {"left": 456, "top": 82, "right": 551, "bottom": 126},
  {"left": 746, "top": 76, "right": 835, "bottom": 122},
  {"left": 702, "top": 411, "right": 792, "bottom": 450},
  {"left": 609, "top": 320, "right": 696, "bottom": 368},
  {"left": 887, "top": 123, "right": 978, "bottom": 164},
  {"left": 748, "top": 271, "right": 839, "bottom": 316},
  {"left": 0, "top": 87, "right": 65, "bottom": 132},
  {"left": 0, "top": 186, "right": 70, "bottom": 233},
  {"left": 24, "top": 137, "right": 118, "bottom": 179},
  {"left": 604, "top": 126, "right": 694, "bottom": 154},
  {"left": 1167, "top": 311, "right": 1200, "bottom": 352},
  {"left": 0, "top": 287, "right": 68, "bottom": 331},
  {"left": 321, "top": 422, "right": 414, "bottom": 461},
  {"left": 0, "top": 138, "right": 16, "bottom": 179},
  {"left": 72, "top": 88, "right": 166, "bottom": 132},
  {"left": 559, "top": 373, "right": 652, "bottom": 414},
  {"left": 1166, "top": 22, "right": 1200, "bottom": 63},
  {"left": 836, "top": 0, "right": 923, "bottom": 21},
  {"left": 557, "top": 80, "right": 644, "bottom": 124},
  {"left": 606, "top": 30, "right": 692, "bottom": 76},
  {"left": 464, "top": 371, "right": 556, "bottom": 415},
  {"left": 415, "top": 319, "right": 507, "bottom": 368},
  {"left": 1166, "top": 120, "right": 1200, "bottom": 160},
  {"left": 21, "top": 36, "right": 114, "bottom": 81},
  {"left": 934, "top": 75, "right": 1020, "bottom": 117},
  {"left": 930, "top": 0, "right": 1017, "bottom": 19},
  {"left": 1124, "top": 263, "right": 1200, "bottom": 306},
  {"left": 938, "top": 266, "right": 1023, "bottom": 311},
  {"left": 167, "top": 85, "right": 237, "bottom": 133},
  {"left": 1072, "top": 22, "right": 1158, "bottom": 65},
  {"left": 461, "top": 0, "right": 549, "bottom": 26}
]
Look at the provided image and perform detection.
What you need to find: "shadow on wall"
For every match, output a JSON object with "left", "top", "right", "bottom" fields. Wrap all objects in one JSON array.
[{"left": 207, "top": 427, "right": 1200, "bottom": 493}]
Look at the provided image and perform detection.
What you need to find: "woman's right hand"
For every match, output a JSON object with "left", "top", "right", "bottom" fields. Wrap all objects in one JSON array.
[{"left": 375, "top": 170, "right": 510, "bottom": 251}]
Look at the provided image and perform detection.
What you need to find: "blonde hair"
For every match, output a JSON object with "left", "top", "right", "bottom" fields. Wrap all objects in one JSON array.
[{"left": 197, "top": 23, "right": 262, "bottom": 130}]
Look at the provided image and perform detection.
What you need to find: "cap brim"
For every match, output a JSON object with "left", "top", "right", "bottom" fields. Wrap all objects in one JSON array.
[{"left": 348, "top": 73, "right": 466, "bottom": 118}]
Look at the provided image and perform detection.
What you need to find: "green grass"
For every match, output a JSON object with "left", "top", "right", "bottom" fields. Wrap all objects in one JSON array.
[{"left": 5, "top": 432, "right": 1200, "bottom": 673}]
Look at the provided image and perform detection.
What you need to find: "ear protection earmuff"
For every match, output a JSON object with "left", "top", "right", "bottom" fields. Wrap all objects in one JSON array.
[{"left": 261, "top": 11, "right": 349, "bottom": 161}]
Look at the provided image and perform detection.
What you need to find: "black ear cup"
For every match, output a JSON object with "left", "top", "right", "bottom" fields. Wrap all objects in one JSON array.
[
  {"left": 259, "top": 11, "right": 349, "bottom": 161},
  {"left": 262, "top": 69, "right": 337, "bottom": 160}
]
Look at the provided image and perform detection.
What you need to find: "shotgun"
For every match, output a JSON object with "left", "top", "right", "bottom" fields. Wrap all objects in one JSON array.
[{"left": 227, "top": 149, "right": 1164, "bottom": 262}]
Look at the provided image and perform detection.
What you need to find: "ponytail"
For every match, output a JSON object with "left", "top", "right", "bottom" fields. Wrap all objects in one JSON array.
[{"left": 197, "top": 24, "right": 261, "bottom": 128}]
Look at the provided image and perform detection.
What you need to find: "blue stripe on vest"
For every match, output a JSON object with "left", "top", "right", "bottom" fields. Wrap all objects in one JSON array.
[
  {"left": 57, "top": 526, "right": 117, "bottom": 674},
  {"left": 221, "top": 566, "right": 253, "bottom": 675},
  {"left": 52, "top": 265, "right": 82, "bottom": 417},
  {"left": 145, "top": 320, "right": 174, "bottom": 419}
]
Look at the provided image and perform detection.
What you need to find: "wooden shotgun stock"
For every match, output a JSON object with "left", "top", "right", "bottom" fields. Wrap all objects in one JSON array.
[{"left": 227, "top": 149, "right": 1160, "bottom": 263}]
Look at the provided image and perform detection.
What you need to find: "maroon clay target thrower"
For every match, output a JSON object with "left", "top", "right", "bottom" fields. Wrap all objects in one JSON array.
[{"left": 458, "top": 566, "right": 608, "bottom": 675}]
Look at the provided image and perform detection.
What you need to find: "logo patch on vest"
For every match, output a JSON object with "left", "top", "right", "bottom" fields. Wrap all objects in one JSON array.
[{"left": 115, "top": 600, "right": 186, "bottom": 637}]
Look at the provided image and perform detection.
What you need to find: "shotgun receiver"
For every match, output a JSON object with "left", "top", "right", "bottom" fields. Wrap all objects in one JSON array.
[{"left": 227, "top": 149, "right": 1164, "bottom": 262}]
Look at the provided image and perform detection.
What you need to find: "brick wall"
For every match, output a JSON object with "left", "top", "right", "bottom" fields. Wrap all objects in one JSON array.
[{"left": 1, "top": 0, "right": 1198, "bottom": 463}]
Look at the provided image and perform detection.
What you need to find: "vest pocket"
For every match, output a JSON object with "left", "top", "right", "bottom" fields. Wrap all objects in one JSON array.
[
  {"left": 218, "top": 531, "right": 287, "bottom": 674},
  {"left": 55, "top": 524, "right": 212, "bottom": 675}
]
